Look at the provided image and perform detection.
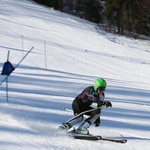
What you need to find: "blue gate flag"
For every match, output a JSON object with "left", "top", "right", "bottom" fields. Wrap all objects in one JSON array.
[{"left": 1, "top": 61, "right": 15, "bottom": 75}]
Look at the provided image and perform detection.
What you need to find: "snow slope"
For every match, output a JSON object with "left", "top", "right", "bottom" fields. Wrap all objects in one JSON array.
[{"left": 0, "top": 0, "right": 150, "bottom": 149}]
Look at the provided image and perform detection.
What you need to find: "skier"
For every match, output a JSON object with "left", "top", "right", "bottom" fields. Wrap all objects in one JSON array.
[{"left": 59, "top": 78, "right": 112, "bottom": 135}]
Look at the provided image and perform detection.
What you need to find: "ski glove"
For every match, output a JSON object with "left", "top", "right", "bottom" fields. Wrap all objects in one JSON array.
[{"left": 103, "top": 101, "right": 112, "bottom": 107}]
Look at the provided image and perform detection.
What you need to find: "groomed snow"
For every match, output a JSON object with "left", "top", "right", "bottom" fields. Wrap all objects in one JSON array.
[{"left": 0, "top": 0, "right": 150, "bottom": 149}]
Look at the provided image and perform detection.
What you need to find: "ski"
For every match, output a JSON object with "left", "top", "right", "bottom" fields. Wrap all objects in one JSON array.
[
  {"left": 97, "top": 136, "right": 127, "bottom": 143},
  {"left": 69, "top": 132, "right": 127, "bottom": 143}
]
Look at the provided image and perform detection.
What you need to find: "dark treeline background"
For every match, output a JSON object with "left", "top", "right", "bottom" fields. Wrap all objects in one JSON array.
[{"left": 32, "top": 0, "right": 150, "bottom": 38}]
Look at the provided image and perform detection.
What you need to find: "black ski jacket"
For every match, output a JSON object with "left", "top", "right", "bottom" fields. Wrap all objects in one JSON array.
[{"left": 74, "top": 86, "right": 105, "bottom": 107}]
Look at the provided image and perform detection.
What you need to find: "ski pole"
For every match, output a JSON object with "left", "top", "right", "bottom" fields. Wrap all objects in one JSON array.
[{"left": 65, "top": 104, "right": 106, "bottom": 123}]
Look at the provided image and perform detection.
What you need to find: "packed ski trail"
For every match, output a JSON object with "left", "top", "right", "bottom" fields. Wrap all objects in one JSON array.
[{"left": 0, "top": 0, "right": 150, "bottom": 150}]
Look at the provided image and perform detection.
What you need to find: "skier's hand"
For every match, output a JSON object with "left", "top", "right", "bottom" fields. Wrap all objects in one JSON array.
[{"left": 104, "top": 101, "right": 112, "bottom": 107}]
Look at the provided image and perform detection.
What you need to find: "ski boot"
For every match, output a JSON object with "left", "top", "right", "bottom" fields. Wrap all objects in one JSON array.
[
  {"left": 75, "top": 121, "right": 91, "bottom": 135},
  {"left": 58, "top": 122, "right": 72, "bottom": 131}
]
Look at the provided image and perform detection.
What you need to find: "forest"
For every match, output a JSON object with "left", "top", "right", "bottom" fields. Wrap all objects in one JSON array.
[{"left": 32, "top": 0, "right": 150, "bottom": 38}]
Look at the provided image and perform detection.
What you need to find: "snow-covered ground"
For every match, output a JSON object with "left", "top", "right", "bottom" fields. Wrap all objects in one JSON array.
[{"left": 0, "top": 0, "right": 150, "bottom": 149}]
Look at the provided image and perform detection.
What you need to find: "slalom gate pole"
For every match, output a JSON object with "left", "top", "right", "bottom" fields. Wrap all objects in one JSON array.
[
  {"left": 7, "top": 50, "right": 10, "bottom": 62},
  {"left": 0, "top": 75, "right": 9, "bottom": 85},
  {"left": 14, "top": 46, "right": 34, "bottom": 69},
  {"left": 6, "top": 77, "right": 8, "bottom": 103},
  {"left": 0, "top": 47, "right": 34, "bottom": 86}
]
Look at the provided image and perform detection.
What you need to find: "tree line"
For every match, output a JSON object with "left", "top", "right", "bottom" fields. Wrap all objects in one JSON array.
[{"left": 32, "top": 0, "right": 150, "bottom": 38}]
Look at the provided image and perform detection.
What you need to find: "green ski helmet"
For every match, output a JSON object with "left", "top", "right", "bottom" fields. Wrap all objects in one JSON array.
[{"left": 94, "top": 78, "right": 107, "bottom": 91}]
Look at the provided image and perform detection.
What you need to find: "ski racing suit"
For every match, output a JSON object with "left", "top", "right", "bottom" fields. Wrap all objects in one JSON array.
[{"left": 67, "top": 86, "right": 105, "bottom": 130}]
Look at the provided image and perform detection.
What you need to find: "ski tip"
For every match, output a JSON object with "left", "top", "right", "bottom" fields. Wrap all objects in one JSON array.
[
  {"left": 122, "top": 139, "right": 127, "bottom": 143},
  {"left": 115, "top": 139, "right": 127, "bottom": 143}
]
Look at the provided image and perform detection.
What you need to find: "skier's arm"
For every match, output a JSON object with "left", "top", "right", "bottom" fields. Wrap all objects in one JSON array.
[
  {"left": 87, "top": 93, "right": 97, "bottom": 102},
  {"left": 78, "top": 90, "right": 97, "bottom": 102},
  {"left": 97, "top": 93, "right": 105, "bottom": 106}
]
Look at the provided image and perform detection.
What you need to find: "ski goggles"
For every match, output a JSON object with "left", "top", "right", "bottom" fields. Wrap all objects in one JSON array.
[{"left": 98, "top": 87, "right": 106, "bottom": 92}]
